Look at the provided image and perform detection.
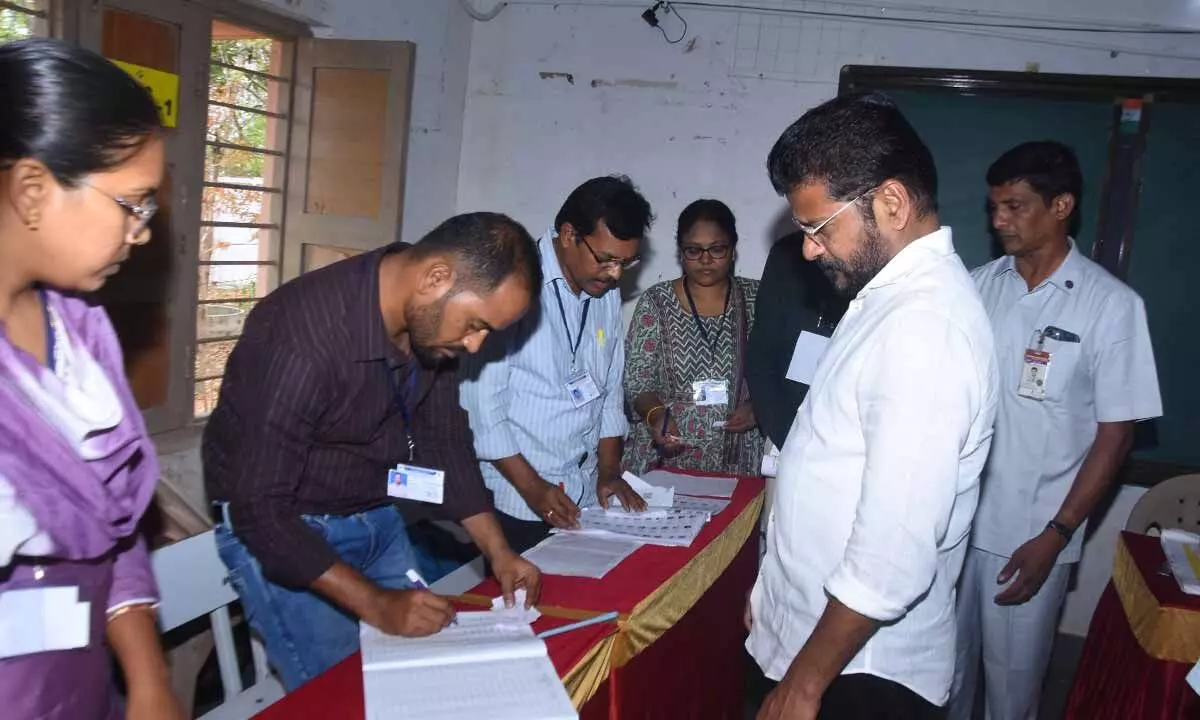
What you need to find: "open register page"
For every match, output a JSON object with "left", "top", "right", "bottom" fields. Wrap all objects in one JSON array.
[{"left": 360, "top": 611, "right": 577, "bottom": 720}]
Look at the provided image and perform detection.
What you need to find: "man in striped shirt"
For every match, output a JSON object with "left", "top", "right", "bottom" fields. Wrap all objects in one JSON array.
[{"left": 460, "top": 176, "right": 653, "bottom": 552}]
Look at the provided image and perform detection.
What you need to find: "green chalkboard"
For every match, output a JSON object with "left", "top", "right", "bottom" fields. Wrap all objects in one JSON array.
[
  {"left": 887, "top": 90, "right": 1113, "bottom": 270},
  {"left": 1125, "top": 102, "right": 1200, "bottom": 466}
]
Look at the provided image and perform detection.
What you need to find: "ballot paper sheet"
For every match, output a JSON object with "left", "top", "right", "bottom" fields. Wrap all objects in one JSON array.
[
  {"left": 360, "top": 608, "right": 575, "bottom": 720},
  {"left": 522, "top": 532, "right": 642, "bottom": 579}
]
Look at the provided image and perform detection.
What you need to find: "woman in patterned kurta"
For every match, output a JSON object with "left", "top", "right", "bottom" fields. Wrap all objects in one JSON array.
[{"left": 624, "top": 199, "right": 764, "bottom": 476}]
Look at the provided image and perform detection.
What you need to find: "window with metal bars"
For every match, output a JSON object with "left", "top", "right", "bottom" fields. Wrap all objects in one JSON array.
[{"left": 195, "top": 18, "right": 294, "bottom": 417}]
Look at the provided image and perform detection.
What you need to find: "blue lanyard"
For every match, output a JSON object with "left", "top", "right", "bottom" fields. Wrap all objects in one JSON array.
[
  {"left": 385, "top": 363, "right": 419, "bottom": 461},
  {"left": 552, "top": 281, "right": 590, "bottom": 365}
]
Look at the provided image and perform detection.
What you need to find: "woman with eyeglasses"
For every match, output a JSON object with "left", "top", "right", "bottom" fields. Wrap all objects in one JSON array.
[
  {"left": 0, "top": 39, "right": 182, "bottom": 719},
  {"left": 624, "top": 199, "right": 763, "bottom": 476}
]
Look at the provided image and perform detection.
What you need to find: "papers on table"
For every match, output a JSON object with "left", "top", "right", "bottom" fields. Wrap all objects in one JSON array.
[
  {"left": 490, "top": 588, "right": 541, "bottom": 625},
  {"left": 640, "top": 469, "right": 738, "bottom": 499},
  {"left": 523, "top": 532, "right": 642, "bottom": 579},
  {"left": 560, "top": 506, "right": 709, "bottom": 547},
  {"left": 360, "top": 610, "right": 576, "bottom": 720},
  {"left": 672, "top": 495, "right": 731, "bottom": 519},
  {"left": 620, "top": 470, "right": 674, "bottom": 507},
  {"left": 1160, "top": 529, "right": 1200, "bottom": 596}
]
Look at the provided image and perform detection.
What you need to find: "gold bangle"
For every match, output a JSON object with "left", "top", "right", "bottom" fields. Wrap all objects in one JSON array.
[
  {"left": 645, "top": 405, "right": 665, "bottom": 426},
  {"left": 106, "top": 603, "right": 157, "bottom": 624}
]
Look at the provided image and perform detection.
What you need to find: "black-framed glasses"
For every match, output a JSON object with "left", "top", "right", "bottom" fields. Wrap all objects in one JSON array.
[
  {"left": 83, "top": 182, "right": 158, "bottom": 237},
  {"left": 578, "top": 232, "right": 641, "bottom": 271},
  {"left": 680, "top": 244, "right": 731, "bottom": 261}
]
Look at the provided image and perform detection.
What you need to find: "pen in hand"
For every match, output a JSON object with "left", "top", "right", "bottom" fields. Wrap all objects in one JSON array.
[{"left": 406, "top": 568, "right": 457, "bottom": 626}]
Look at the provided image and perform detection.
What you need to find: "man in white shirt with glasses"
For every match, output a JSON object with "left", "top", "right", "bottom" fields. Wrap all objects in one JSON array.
[{"left": 747, "top": 92, "right": 999, "bottom": 720}]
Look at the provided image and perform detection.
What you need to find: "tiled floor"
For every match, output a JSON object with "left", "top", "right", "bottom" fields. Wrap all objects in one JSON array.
[{"left": 743, "top": 633, "right": 1087, "bottom": 719}]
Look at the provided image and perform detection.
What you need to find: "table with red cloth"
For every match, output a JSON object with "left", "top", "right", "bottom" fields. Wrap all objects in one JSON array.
[
  {"left": 255, "top": 472, "right": 765, "bottom": 720},
  {"left": 1065, "top": 531, "right": 1200, "bottom": 719}
]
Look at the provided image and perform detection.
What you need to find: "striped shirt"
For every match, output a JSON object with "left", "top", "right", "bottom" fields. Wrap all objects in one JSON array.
[
  {"left": 459, "top": 229, "right": 628, "bottom": 521},
  {"left": 203, "top": 245, "right": 492, "bottom": 588}
]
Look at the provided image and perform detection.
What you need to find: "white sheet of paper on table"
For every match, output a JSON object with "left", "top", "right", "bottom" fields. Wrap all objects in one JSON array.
[
  {"left": 786, "top": 331, "right": 831, "bottom": 386},
  {"left": 490, "top": 588, "right": 541, "bottom": 625},
  {"left": 1160, "top": 528, "right": 1200, "bottom": 596},
  {"left": 558, "top": 507, "right": 711, "bottom": 547},
  {"left": 360, "top": 613, "right": 576, "bottom": 720},
  {"left": 522, "top": 532, "right": 642, "bottom": 579},
  {"left": 640, "top": 469, "right": 737, "bottom": 499}
]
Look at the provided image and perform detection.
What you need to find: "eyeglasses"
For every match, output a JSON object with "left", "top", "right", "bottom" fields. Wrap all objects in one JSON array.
[
  {"left": 577, "top": 232, "right": 641, "bottom": 271},
  {"left": 792, "top": 187, "right": 875, "bottom": 239},
  {"left": 84, "top": 182, "right": 158, "bottom": 237},
  {"left": 680, "top": 244, "right": 731, "bottom": 261}
]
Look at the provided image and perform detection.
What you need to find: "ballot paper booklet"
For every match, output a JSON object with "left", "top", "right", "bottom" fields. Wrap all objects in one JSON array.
[{"left": 359, "top": 610, "right": 577, "bottom": 720}]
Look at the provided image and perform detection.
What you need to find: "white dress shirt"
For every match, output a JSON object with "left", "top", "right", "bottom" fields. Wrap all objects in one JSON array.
[
  {"left": 459, "top": 229, "right": 628, "bottom": 521},
  {"left": 971, "top": 241, "right": 1161, "bottom": 563},
  {"left": 747, "top": 227, "right": 999, "bottom": 706}
]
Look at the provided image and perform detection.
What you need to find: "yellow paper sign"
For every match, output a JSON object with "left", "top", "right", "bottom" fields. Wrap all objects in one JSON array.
[{"left": 111, "top": 60, "right": 180, "bottom": 128}]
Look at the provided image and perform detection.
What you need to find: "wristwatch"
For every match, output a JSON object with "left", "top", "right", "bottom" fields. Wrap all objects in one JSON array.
[{"left": 1046, "top": 520, "right": 1075, "bottom": 542}]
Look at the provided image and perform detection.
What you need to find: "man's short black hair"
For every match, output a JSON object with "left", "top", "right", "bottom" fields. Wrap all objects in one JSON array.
[
  {"left": 410, "top": 212, "right": 542, "bottom": 294},
  {"left": 554, "top": 175, "right": 654, "bottom": 242},
  {"left": 986, "top": 141, "right": 1083, "bottom": 211},
  {"left": 767, "top": 92, "right": 938, "bottom": 217}
]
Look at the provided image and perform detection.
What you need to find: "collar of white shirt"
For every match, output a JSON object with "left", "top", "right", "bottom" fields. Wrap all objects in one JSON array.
[
  {"left": 539, "top": 227, "right": 571, "bottom": 290},
  {"left": 991, "top": 237, "right": 1083, "bottom": 294},
  {"left": 857, "top": 226, "right": 954, "bottom": 298}
]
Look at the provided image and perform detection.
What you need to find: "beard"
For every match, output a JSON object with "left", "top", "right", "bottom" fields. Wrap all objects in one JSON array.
[
  {"left": 816, "top": 219, "right": 890, "bottom": 298},
  {"left": 405, "top": 296, "right": 452, "bottom": 368}
]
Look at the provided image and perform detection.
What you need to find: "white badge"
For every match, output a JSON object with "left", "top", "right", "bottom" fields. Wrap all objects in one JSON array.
[
  {"left": 1018, "top": 348, "right": 1052, "bottom": 401},
  {"left": 387, "top": 464, "right": 446, "bottom": 504},
  {"left": 786, "top": 331, "right": 831, "bottom": 386},
  {"left": 692, "top": 379, "right": 729, "bottom": 406},
  {"left": 0, "top": 586, "right": 91, "bottom": 659},
  {"left": 564, "top": 370, "right": 601, "bottom": 408}
]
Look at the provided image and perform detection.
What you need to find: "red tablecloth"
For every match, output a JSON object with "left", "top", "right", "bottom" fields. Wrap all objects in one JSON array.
[
  {"left": 1065, "top": 532, "right": 1200, "bottom": 719},
  {"left": 256, "top": 473, "right": 764, "bottom": 719}
]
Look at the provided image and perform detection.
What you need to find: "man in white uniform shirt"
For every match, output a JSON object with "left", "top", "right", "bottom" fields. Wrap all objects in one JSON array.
[
  {"left": 460, "top": 176, "right": 651, "bottom": 553},
  {"left": 747, "top": 92, "right": 998, "bottom": 720},
  {"left": 948, "top": 141, "right": 1161, "bottom": 720}
]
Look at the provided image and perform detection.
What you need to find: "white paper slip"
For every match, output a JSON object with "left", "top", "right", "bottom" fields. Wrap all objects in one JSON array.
[
  {"left": 1188, "top": 659, "right": 1200, "bottom": 694},
  {"left": 619, "top": 471, "right": 675, "bottom": 508},
  {"left": 1160, "top": 529, "right": 1200, "bottom": 596},
  {"left": 490, "top": 588, "right": 541, "bottom": 626},
  {"left": 761, "top": 440, "right": 781, "bottom": 478},
  {"left": 361, "top": 616, "right": 576, "bottom": 720},
  {"left": 0, "top": 586, "right": 91, "bottom": 660},
  {"left": 786, "top": 331, "right": 830, "bottom": 386},
  {"left": 523, "top": 532, "right": 642, "bottom": 579},
  {"left": 641, "top": 469, "right": 737, "bottom": 499}
]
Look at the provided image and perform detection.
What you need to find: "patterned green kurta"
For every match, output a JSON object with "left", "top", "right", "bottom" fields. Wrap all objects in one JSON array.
[{"left": 623, "top": 277, "right": 764, "bottom": 476}]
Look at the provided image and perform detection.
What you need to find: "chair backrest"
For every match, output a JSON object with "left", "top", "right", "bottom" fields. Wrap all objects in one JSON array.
[
  {"left": 1126, "top": 474, "right": 1200, "bottom": 535},
  {"left": 151, "top": 529, "right": 239, "bottom": 632}
]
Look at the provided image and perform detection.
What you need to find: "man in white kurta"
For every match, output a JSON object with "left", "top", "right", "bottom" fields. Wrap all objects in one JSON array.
[
  {"left": 748, "top": 92, "right": 999, "bottom": 720},
  {"left": 949, "top": 141, "right": 1161, "bottom": 720}
]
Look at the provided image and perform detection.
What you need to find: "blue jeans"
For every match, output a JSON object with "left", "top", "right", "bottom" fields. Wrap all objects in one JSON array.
[{"left": 215, "top": 505, "right": 419, "bottom": 691}]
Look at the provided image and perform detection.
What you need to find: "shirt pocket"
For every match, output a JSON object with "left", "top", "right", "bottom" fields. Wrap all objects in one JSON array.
[{"left": 1043, "top": 335, "right": 1084, "bottom": 402}]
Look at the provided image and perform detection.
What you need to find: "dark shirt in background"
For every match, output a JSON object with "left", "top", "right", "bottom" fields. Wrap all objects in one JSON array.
[
  {"left": 203, "top": 245, "right": 492, "bottom": 588},
  {"left": 746, "top": 233, "right": 847, "bottom": 449}
]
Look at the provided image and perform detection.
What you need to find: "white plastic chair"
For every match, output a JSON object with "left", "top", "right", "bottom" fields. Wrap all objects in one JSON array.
[{"left": 151, "top": 530, "right": 285, "bottom": 719}]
